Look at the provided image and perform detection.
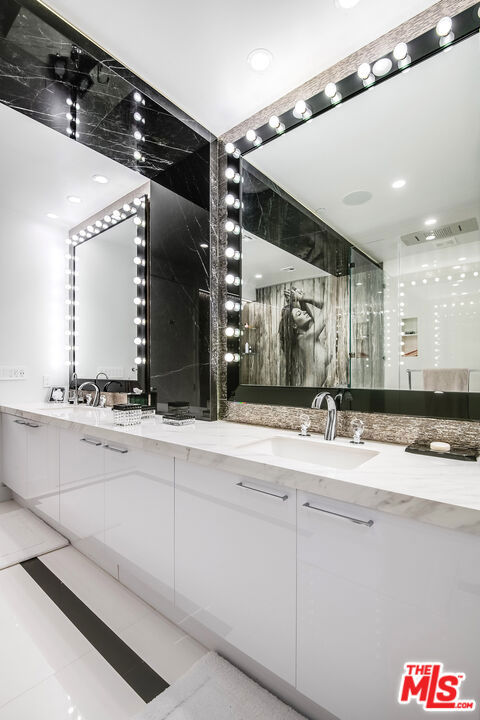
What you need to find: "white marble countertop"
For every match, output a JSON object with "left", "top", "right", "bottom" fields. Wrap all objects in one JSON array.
[{"left": 1, "top": 402, "right": 480, "bottom": 535}]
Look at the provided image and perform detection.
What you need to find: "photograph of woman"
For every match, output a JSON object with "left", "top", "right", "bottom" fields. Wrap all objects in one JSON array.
[{"left": 279, "top": 286, "right": 329, "bottom": 387}]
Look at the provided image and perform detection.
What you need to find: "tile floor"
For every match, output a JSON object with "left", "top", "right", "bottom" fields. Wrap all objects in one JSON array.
[
  {"left": 0, "top": 542, "right": 206, "bottom": 719},
  {"left": 0, "top": 500, "right": 67, "bottom": 569}
]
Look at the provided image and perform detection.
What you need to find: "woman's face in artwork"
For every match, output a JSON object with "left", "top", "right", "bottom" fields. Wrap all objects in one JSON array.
[{"left": 291, "top": 308, "right": 312, "bottom": 330}]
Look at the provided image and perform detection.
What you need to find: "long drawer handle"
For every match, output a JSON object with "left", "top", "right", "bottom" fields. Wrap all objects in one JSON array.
[
  {"left": 26, "top": 422, "right": 39, "bottom": 428},
  {"left": 303, "top": 502, "right": 374, "bottom": 527},
  {"left": 80, "top": 438, "right": 102, "bottom": 447},
  {"left": 104, "top": 444, "right": 128, "bottom": 454},
  {"left": 236, "top": 481, "right": 288, "bottom": 501},
  {"left": 14, "top": 419, "right": 27, "bottom": 425}
]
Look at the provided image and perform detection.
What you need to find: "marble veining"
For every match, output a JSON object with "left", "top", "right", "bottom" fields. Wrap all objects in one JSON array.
[{"left": 2, "top": 403, "right": 480, "bottom": 537}]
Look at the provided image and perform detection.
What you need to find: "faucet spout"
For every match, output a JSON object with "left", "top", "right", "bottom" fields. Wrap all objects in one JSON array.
[
  {"left": 311, "top": 391, "right": 337, "bottom": 441},
  {"left": 78, "top": 381, "right": 100, "bottom": 407}
]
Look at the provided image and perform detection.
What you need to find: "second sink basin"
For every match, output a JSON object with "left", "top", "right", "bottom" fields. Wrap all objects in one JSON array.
[{"left": 238, "top": 435, "right": 378, "bottom": 470}]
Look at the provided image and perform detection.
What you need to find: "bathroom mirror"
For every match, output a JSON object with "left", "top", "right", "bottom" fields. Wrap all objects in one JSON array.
[
  {"left": 231, "top": 23, "right": 480, "bottom": 417},
  {"left": 72, "top": 194, "right": 148, "bottom": 384}
]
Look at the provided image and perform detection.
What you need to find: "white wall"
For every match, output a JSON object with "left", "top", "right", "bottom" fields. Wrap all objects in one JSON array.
[{"left": 0, "top": 209, "right": 67, "bottom": 403}]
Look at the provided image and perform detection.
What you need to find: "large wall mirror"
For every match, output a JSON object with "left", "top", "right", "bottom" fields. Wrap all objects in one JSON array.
[
  {"left": 225, "top": 6, "right": 480, "bottom": 419},
  {"left": 0, "top": 0, "right": 214, "bottom": 416}
]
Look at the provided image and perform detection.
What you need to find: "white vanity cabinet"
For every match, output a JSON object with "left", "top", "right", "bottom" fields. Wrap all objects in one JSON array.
[
  {"left": 296, "top": 491, "right": 480, "bottom": 720},
  {"left": 1, "top": 413, "right": 59, "bottom": 523},
  {"left": 103, "top": 442, "right": 174, "bottom": 609},
  {"left": 175, "top": 460, "right": 297, "bottom": 685},
  {"left": 58, "top": 427, "right": 105, "bottom": 566}
]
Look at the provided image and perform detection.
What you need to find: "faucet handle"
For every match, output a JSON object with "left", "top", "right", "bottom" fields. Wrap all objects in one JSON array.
[
  {"left": 299, "top": 413, "right": 311, "bottom": 437},
  {"left": 350, "top": 418, "right": 365, "bottom": 445},
  {"left": 99, "top": 394, "right": 107, "bottom": 408},
  {"left": 85, "top": 393, "right": 93, "bottom": 406}
]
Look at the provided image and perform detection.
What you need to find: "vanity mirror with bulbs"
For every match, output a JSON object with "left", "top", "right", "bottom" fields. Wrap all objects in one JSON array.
[
  {"left": 225, "top": 5, "right": 480, "bottom": 421},
  {"left": 0, "top": 0, "right": 214, "bottom": 416}
]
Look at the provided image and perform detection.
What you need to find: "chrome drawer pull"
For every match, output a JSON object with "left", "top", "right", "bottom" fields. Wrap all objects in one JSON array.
[
  {"left": 80, "top": 438, "right": 102, "bottom": 447},
  {"left": 303, "top": 502, "right": 374, "bottom": 527},
  {"left": 104, "top": 444, "right": 128, "bottom": 454},
  {"left": 236, "top": 481, "right": 288, "bottom": 501},
  {"left": 26, "top": 422, "right": 39, "bottom": 428},
  {"left": 14, "top": 419, "right": 27, "bottom": 425}
]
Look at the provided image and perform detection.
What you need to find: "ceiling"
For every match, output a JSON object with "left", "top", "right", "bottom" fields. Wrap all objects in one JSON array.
[
  {"left": 247, "top": 33, "right": 480, "bottom": 273},
  {"left": 0, "top": 102, "right": 144, "bottom": 231},
  {"left": 43, "top": 0, "right": 439, "bottom": 136}
]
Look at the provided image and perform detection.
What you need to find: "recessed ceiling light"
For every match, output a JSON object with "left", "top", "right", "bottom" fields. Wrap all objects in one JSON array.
[
  {"left": 453, "top": 265, "right": 461, "bottom": 269},
  {"left": 247, "top": 49, "right": 272, "bottom": 72},
  {"left": 342, "top": 190, "right": 372, "bottom": 206},
  {"left": 392, "top": 179, "right": 406, "bottom": 189},
  {"left": 281, "top": 266, "right": 296, "bottom": 272},
  {"left": 421, "top": 264, "right": 429, "bottom": 268},
  {"left": 424, "top": 217, "right": 436, "bottom": 226},
  {"left": 67, "top": 196, "right": 81, "bottom": 203},
  {"left": 335, "top": 0, "right": 360, "bottom": 8},
  {"left": 200, "top": 243, "right": 208, "bottom": 248},
  {"left": 426, "top": 233, "right": 436, "bottom": 241},
  {"left": 255, "top": 274, "right": 263, "bottom": 279},
  {"left": 458, "top": 256, "right": 466, "bottom": 261},
  {"left": 93, "top": 175, "right": 109, "bottom": 184},
  {"left": 46, "top": 213, "right": 58, "bottom": 219}
]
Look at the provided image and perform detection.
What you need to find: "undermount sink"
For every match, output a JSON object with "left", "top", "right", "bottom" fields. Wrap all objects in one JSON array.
[{"left": 238, "top": 435, "right": 378, "bottom": 470}]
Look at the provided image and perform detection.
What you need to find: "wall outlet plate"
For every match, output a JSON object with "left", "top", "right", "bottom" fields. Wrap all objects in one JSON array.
[{"left": 0, "top": 366, "right": 27, "bottom": 380}]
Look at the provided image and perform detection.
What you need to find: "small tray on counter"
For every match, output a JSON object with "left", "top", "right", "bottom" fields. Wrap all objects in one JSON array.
[{"left": 405, "top": 443, "right": 479, "bottom": 462}]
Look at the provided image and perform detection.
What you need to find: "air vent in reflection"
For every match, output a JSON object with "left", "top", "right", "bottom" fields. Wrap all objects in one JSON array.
[{"left": 401, "top": 217, "right": 478, "bottom": 246}]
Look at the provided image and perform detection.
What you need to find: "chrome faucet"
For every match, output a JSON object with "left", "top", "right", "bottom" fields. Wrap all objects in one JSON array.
[
  {"left": 311, "top": 391, "right": 337, "bottom": 441},
  {"left": 78, "top": 381, "right": 100, "bottom": 407}
]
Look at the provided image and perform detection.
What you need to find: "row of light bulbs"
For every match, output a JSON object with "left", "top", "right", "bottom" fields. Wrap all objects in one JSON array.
[
  {"left": 224, "top": 142, "right": 242, "bottom": 364},
  {"left": 224, "top": 16, "right": 456, "bottom": 156},
  {"left": 65, "top": 196, "right": 148, "bottom": 369},
  {"left": 65, "top": 97, "right": 80, "bottom": 139},
  {"left": 132, "top": 91, "right": 146, "bottom": 163}
]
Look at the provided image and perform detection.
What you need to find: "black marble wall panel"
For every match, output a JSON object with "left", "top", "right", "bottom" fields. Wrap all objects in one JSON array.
[{"left": 149, "top": 181, "right": 212, "bottom": 418}]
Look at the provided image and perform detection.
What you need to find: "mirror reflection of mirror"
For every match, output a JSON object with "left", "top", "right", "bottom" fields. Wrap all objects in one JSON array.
[{"left": 241, "top": 32, "right": 480, "bottom": 393}]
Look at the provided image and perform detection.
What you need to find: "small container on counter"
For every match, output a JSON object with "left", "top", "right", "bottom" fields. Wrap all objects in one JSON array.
[
  {"left": 141, "top": 405, "right": 156, "bottom": 420},
  {"left": 162, "top": 412, "right": 196, "bottom": 426},
  {"left": 112, "top": 404, "right": 143, "bottom": 426}
]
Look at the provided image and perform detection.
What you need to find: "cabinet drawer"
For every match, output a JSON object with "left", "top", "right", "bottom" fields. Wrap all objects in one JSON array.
[
  {"left": 175, "top": 461, "right": 296, "bottom": 684},
  {"left": 297, "top": 491, "right": 480, "bottom": 719}
]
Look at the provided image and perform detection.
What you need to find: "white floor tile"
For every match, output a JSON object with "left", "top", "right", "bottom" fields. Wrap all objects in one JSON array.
[
  {"left": 0, "top": 503, "right": 67, "bottom": 569},
  {"left": 0, "top": 501, "right": 18, "bottom": 516},
  {"left": 119, "top": 610, "right": 207, "bottom": 685},
  {"left": 0, "top": 649, "right": 146, "bottom": 720},
  {"left": 0, "top": 565, "right": 91, "bottom": 708},
  {"left": 40, "top": 546, "right": 152, "bottom": 632}
]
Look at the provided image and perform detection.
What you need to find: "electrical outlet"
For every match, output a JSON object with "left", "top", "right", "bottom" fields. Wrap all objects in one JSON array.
[
  {"left": 43, "top": 375, "right": 51, "bottom": 388},
  {"left": 0, "top": 366, "right": 27, "bottom": 381}
]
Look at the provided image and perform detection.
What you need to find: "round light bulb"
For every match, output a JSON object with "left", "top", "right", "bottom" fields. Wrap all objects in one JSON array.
[
  {"left": 134, "top": 150, "right": 142, "bottom": 160},
  {"left": 134, "top": 111, "right": 143, "bottom": 122},
  {"left": 225, "top": 167, "right": 235, "bottom": 180},
  {"left": 324, "top": 83, "right": 337, "bottom": 98},
  {"left": 134, "top": 130, "right": 142, "bottom": 140},
  {"left": 269, "top": 115, "right": 280, "bottom": 129},
  {"left": 436, "top": 16, "right": 452, "bottom": 37},
  {"left": 246, "top": 129, "right": 256, "bottom": 142},
  {"left": 133, "top": 91, "right": 142, "bottom": 103},
  {"left": 357, "top": 63, "right": 370, "bottom": 80},
  {"left": 225, "top": 220, "right": 235, "bottom": 232},
  {"left": 225, "top": 194, "right": 235, "bottom": 206},
  {"left": 393, "top": 42, "right": 408, "bottom": 60},
  {"left": 225, "top": 142, "right": 235, "bottom": 154},
  {"left": 372, "top": 58, "right": 393, "bottom": 76},
  {"left": 134, "top": 338, "right": 142, "bottom": 345},
  {"left": 135, "top": 357, "right": 142, "bottom": 365}
]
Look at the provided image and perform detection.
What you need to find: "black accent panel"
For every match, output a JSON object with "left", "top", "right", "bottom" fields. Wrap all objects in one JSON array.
[
  {"left": 21, "top": 558, "right": 169, "bottom": 703},
  {"left": 232, "top": 385, "right": 480, "bottom": 422}
]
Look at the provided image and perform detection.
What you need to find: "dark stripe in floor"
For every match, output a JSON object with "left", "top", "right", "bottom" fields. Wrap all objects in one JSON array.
[{"left": 21, "top": 557, "right": 168, "bottom": 703}]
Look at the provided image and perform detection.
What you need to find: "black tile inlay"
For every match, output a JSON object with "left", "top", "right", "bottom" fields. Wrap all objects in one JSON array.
[{"left": 21, "top": 557, "right": 169, "bottom": 703}]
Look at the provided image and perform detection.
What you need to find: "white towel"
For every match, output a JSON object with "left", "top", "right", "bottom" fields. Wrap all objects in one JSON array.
[
  {"left": 134, "top": 652, "right": 307, "bottom": 720},
  {"left": 423, "top": 368, "right": 469, "bottom": 392}
]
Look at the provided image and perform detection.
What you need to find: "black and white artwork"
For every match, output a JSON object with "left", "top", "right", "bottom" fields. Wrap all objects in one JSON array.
[{"left": 49, "top": 386, "right": 66, "bottom": 402}]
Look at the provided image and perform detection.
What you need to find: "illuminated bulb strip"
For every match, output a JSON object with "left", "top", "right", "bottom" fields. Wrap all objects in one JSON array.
[
  {"left": 226, "top": 274, "right": 241, "bottom": 286},
  {"left": 225, "top": 327, "right": 241, "bottom": 337},
  {"left": 225, "top": 142, "right": 241, "bottom": 158},
  {"left": 225, "top": 300, "right": 241, "bottom": 311},
  {"left": 245, "top": 129, "right": 262, "bottom": 146},
  {"left": 225, "top": 247, "right": 241, "bottom": 260},
  {"left": 293, "top": 100, "right": 312, "bottom": 120},
  {"left": 225, "top": 353, "right": 240, "bottom": 363},
  {"left": 225, "top": 193, "right": 241, "bottom": 209},
  {"left": 225, "top": 167, "right": 241, "bottom": 183},
  {"left": 225, "top": 220, "right": 241, "bottom": 235}
]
